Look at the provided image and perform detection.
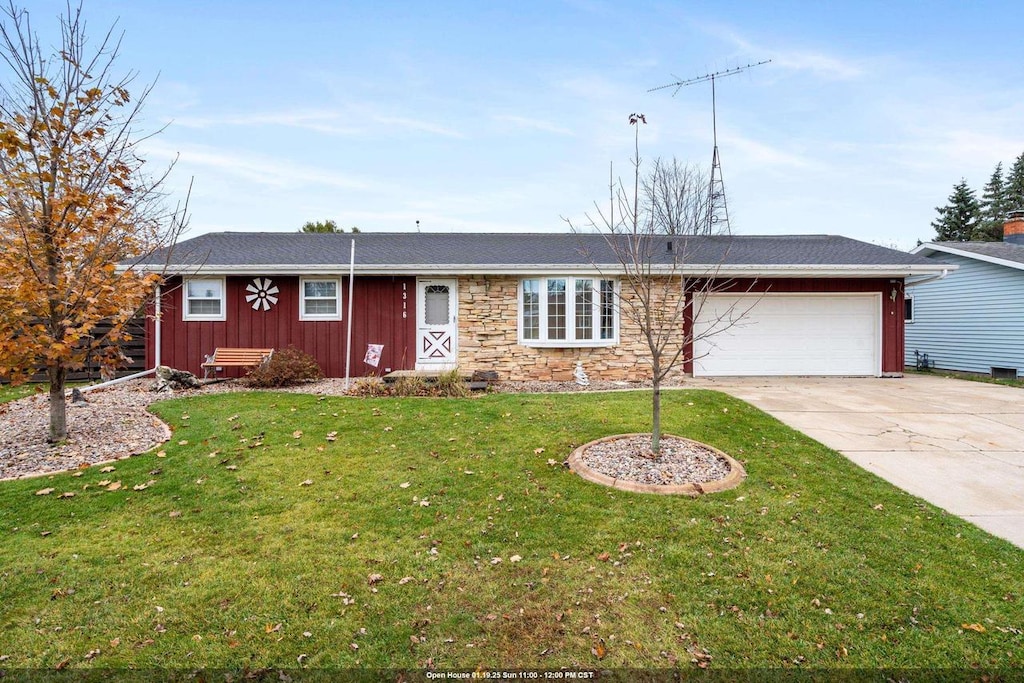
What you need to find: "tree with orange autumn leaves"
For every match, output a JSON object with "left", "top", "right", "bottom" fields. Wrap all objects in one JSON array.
[{"left": 0, "top": 2, "right": 186, "bottom": 442}]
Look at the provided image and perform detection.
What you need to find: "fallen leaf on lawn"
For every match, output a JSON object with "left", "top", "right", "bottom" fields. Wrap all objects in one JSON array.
[
  {"left": 510, "top": 555, "right": 522, "bottom": 563},
  {"left": 59, "top": 492, "right": 75, "bottom": 499},
  {"left": 368, "top": 573, "right": 384, "bottom": 585},
  {"left": 496, "top": 494, "right": 504, "bottom": 501},
  {"left": 178, "top": 440, "right": 188, "bottom": 446},
  {"left": 534, "top": 448, "right": 545, "bottom": 454},
  {"left": 55, "top": 658, "right": 71, "bottom": 670},
  {"left": 265, "top": 623, "right": 282, "bottom": 634},
  {"left": 109, "top": 638, "right": 120, "bottom": 648},
  {"left": 490, "top": 557, "right": 502, "bottom": 565},
  {"left": 398, "top": 576, "right": 414, "bottom": 585},
  {"left": 962, "top": 623, "right": 987, "bottom": 633},
  {"left": 597, "top": 552, "right": 611, "bottom": 562},
  {"left": 106, "top": 481, "right": 122, "bottom": 492},
  {"left": 873, "top": 504, "right": 884, "bottom": 511},
  {"left": 292, "top": 430, "right": 303, "bottom": 439},
  {"left": 326, "top": 431, "right": 338, "bottom": 441},
  {"left": 226, "top": 464, "right": 238, "bottom": 471},
  {"left": 303, "top": 631, "right": 312, "bottom": 638},
  {"left": 299, "top": 479, "right": 313, "bottom": 487},
  {"left": 547, "top": 459, "right": 558, "bottom": 466},
  {"left": 156, "top": 451, "right": 166, "bottom": 458},
  {"left": 35, "top": 488, "right": 54, "bottom": 496},
  {"left": 169, "top": 511, "right": 182, "bottom": 518},
  {"left": 592, "top": 641, "right": 607, "bottom": 659},
  {"left": 419, "top": 500, "right": 430, "bottom": 507},
  {"left": 97, "top": 480, "right": 110, "bottom": 487},
  {"left": 399, "top": 482, "right": 411, "bottom": 489},
  {"left": 464, "top": 470, "right": 474, "bottom": 475},
  {"left": 100, "top": 466, "right": 116, "bottom": 473}
]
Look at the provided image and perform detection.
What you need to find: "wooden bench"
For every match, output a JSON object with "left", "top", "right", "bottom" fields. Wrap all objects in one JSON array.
[{"left": 202, "top": 348, "right": 274, "bottom": 379}]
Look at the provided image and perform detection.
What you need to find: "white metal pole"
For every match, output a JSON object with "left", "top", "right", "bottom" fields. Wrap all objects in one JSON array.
[{"left": 344, "top": 238, "right": 355, "bottom": 391}]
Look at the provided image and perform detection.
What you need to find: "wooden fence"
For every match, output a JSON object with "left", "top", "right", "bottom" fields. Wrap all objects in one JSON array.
[{"left": 3, "top": 317, "right": 147, "bottom": 384}]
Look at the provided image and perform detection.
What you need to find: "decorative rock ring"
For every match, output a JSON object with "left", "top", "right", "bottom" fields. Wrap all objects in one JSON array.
[{"left": 567, "top": 433, "right": 746, "bottom": 496}]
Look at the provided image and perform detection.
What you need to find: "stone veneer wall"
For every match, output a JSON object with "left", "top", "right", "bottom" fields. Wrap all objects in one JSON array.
[{"left": 456, "top": 275, "right": 687, "bottom": 382}]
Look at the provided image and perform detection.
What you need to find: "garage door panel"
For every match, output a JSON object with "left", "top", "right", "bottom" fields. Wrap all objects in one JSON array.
[{"left": 693, "top": 294, "right": 880, "bottom": 376}]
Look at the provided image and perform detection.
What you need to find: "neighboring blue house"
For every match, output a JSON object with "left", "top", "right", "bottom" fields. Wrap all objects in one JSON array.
[{"left": 906, "top": 212, "right": 1024, "bottom": 379}]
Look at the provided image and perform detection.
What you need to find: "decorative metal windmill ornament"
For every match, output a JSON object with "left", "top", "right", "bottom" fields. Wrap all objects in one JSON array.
[{"left": 245, "top": 277, "right": 279, "bottom": 311}]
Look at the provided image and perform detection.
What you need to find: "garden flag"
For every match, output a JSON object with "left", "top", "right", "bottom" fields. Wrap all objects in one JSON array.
[{"left": 364, "top": 344, "right": 383, "bottom": 367}]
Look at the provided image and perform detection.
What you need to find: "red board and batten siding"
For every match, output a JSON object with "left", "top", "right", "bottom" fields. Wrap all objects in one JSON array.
[
  {"left": 681, "top": 278, "right": 905, "bottom": 375},
  {"left": 146, "top": 276, "right": 417, "bottom": 378}
]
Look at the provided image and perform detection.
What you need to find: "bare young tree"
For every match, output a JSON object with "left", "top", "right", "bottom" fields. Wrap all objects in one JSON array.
[
  {"left": 569, "top": 115, "right": 749, "bottom": 455},
  {"left": 0, "top": 2, "right": 186, "bottom": 442}
]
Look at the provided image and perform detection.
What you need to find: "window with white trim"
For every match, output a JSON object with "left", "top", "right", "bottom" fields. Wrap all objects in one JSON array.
[
  {"left": 904, "top": 294, "right": 914, "bottom": 323},
  {"left": 183, "top": 277, "right": 225, "bottom": 321},
  {"left": 520, "top": 277, "right": 617, "bottom": 346},
  {"left": 300, "top": 277, "right": 341, "bottom": 320}
]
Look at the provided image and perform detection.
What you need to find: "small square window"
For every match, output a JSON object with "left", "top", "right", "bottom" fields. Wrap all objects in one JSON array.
[
  {"left": 904, "top": 295, "right": 914, "bottom": 323},
  {"left": 300, "top": 278, "right": 341, "bottom": 320},
  {"left": 183, "top": 277, "right": 225, "bottom": 321}
]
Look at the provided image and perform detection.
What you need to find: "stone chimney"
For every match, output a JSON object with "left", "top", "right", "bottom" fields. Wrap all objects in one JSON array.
[{"left": 1006, "top": 210, "right": 1024, "bottom": 245}]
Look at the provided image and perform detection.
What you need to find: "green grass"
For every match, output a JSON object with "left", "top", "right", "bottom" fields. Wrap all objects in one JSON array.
[
  {"left": 906, "top": 367, "right": 1024, "bottom": 389},
  {"left": 0, "top": 383, "right": 44, "bottom": 404},
  {"left": 0, "top": 390, "right": 1021, "bottom": 674}
]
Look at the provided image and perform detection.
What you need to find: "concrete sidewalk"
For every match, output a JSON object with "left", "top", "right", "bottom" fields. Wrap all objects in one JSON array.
[{"left": 692, "top": 374, "right": 1024, "bottom": 549}]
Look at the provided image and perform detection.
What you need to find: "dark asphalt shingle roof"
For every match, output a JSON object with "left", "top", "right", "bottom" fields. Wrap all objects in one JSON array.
[
  {"left": 929, "top": 241, "right": 1024, "bottom": 267},
  {"left": 137, "top": 232, "right": 938, "bottom": 270}
]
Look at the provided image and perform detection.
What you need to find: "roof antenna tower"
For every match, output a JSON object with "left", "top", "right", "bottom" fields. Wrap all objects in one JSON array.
[{"left": 650, "top": 60, "right": 770, "bottom": 235}]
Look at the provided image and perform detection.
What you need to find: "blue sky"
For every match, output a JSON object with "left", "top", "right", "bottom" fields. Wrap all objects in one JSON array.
[{"left": 25, "top": 0, "right": 1024, "bottom": 248}]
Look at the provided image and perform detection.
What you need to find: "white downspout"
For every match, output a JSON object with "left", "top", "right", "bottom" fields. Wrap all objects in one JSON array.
[
  {"left": 75, "top": 282, "right": 164, "bottom": 395},
  {"left": 344, "top": 238, "right": 356, "bottom": 391},
  {"left": 154, "top": 283, "right": 162, "bottom": 369}
]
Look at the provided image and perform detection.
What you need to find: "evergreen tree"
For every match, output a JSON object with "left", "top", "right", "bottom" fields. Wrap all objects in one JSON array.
[
  {"left": 931, "top": 179, "right": 981, "bottom": 242},
  {"left": 299, "top": 219, "right": 360, "bottom": 233},
  {"left": 976, "top": 162, "right": 1007, "bottom": 241},
  {"left": 1006, "top": 151, "right": 1024, "bottom": 213}
]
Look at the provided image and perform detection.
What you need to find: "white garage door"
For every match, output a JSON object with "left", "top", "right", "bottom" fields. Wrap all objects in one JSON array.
[{"left": 693, "top": 294, "right": 880, "bottom": 376}]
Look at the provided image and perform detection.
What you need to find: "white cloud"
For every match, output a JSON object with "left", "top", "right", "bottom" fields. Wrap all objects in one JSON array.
[
  {"left": 142, "top": 140, "right": 372, "bottom": 191},
  {"left": 492, "top": 114, "right": 575, "bottom": 136}
]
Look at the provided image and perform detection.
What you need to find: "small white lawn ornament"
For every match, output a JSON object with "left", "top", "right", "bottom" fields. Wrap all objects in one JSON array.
[
  {"left": 245, "top": 277, "right": 279, "bottom": 311},
  {"left": 573, "top": 360, "right": 590, "bottom": 387}
]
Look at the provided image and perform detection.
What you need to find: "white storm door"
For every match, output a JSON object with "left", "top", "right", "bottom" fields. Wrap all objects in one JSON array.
[{"left": 416, "top": 279, "right": 458, "bottom": 370}]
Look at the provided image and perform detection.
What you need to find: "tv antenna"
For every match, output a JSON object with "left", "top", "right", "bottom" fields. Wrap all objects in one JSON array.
[{"left": 650, "top": 60, "right": 770, "bottom": 235}]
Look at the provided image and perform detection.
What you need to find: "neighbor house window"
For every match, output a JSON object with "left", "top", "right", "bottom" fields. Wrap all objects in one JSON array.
[
  {"left": 300, "top": 278, "right": 341, "bottom": 320},
  {"left": 183, "top": 277, "right": 225, "bottom": 321},
  {"left": 904, "top": 294, "right": 914, "bottom": 323},
  {"left": 519, "top": 277, "right": 617, "bottom": 346}
]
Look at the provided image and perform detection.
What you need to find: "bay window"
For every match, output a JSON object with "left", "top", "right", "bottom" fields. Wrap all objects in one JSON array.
[{"left": 520, "top": 277, "right": 617, "bottom": 346}]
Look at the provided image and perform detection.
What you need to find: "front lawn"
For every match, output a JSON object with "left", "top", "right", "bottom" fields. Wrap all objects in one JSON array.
[{"left": 0, "top": 390, "right": 1021, "bottom": 674}]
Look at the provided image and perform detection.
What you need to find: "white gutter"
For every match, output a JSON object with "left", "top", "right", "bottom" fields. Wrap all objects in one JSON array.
[
  {"left": 904, "top": 268, "right": 951, "bottom": 287},
  {"left": 129, "top": 263, "right": 954, "bottom": 279}
]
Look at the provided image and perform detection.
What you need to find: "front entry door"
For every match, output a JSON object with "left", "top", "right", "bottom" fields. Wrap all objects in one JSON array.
[{"left": 416, "top": 278, "right": 458, "bottom": 370}]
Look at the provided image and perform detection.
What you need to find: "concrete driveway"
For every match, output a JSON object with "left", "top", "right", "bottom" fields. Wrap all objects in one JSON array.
[{"left": 693, "top": 374, "right": 1024, "bottom": 549}]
